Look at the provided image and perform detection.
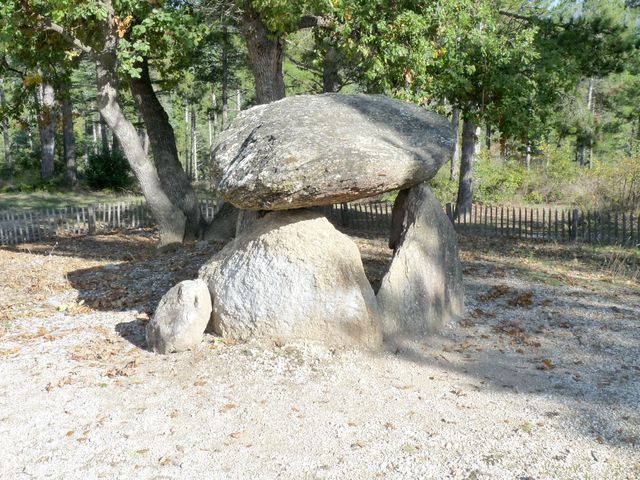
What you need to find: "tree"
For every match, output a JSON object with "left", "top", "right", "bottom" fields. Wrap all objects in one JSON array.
[{"left": 1, "top": 0, "right": 217, "bottom": 244}]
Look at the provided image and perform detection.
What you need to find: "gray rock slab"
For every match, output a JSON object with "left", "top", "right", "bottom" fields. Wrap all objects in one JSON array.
[
  {"left": 199, "top": 209, "right": 381, "bottom": 347},
  {"left": 212, "top": 94, "right": 455, "bottom": 210},
  {"left": 377, "top": 184, "right": 464, "bottom": 337},
  {"left": 146, "top": 279, "right": 212, "bottom": 354}
]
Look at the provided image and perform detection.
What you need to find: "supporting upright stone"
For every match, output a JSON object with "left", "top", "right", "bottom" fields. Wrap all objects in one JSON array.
[
  {"left": 199, "top": 209, "right": 382, "bottom": 347},
  {"left": 377, "top": 184, "right": 464, "bottom": 337}
]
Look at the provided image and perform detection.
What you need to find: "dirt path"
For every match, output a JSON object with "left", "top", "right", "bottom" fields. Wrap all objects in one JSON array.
[{"left": 1, "top": 235, "right": 639, "bottom": 479}]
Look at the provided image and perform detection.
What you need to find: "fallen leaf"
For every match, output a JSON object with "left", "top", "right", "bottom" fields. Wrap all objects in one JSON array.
[
  {"left": 541, "top": 359, "right": 555, "bottom": 370},
  {"left": 0, "top": 347, "right": 20, "bottom": 356}
]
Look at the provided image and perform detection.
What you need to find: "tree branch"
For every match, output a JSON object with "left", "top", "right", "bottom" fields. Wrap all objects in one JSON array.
[
  {"left": 298, "top": 15, "right": 332, "bottom": 30},
  {"left": 498, "top": 10, "right": 534, "bottom": 23},
  {"left": 37, "top": 15, "right": 94, "bottom": 55}
]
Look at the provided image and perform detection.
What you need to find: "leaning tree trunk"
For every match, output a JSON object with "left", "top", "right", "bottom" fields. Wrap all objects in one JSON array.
[
  {"left": 36, "top": 80, "right": 56, "bottom": 181},
  {"left": 60, "top": 81, "right": 77, "bottom": 187},
  {"left": 455, "top": 117, "right": 477, "bottom": 218},
  {"left": 450, "top": 107, "right": 460, "bottom": 181},
  {"left": 129, "top": 58, "right": 206, "bottom": 240},
  {"left": 96, "top": 25, "right": 186, "bottom": 246},
  {"left": 240, "top": 0, "right": 286, "bottom": 105}
]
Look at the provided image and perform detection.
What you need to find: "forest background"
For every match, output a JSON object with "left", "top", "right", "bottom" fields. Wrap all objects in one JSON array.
[{"left": 1, "top": 0, "right": 639, "bottom": 238}]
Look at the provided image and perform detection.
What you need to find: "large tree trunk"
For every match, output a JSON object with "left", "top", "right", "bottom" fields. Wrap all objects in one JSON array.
[
  {"left": 240, "top": 0, "right": 286, "bottom": 105},
  {"left": 450, "top": 107, "right": 460, "bottom": 181},
  {"left": 485, "top": 123, "right": 492, "bottom": 150},
  {"left": 0, "top": 78, "right": 11, "bottom": 173},
  {"left": 128, "top": 58, "right": 205, "bottom": 240},
  {"left": 96, "top": 23, "right": 186, "bottom": 246},
  {"left": 136, "top": 114, "right": 149, "bottom": 156},
  {"left": 36, "top": 80, "right": 56, "bottom": 181},
  {"left": 184, "top": 103, "right": 190, "bottom": 178},
  {"left": 191, "top": 104, "right": 198, "bottom": 182},
  {"left": 577, "top": 77, "right": 594, "bottom": 167},
  {"left": 323, "top": 46, "right": 340, "bottom": 93},
  {"left": 60, "top": 81, "right": 77, "bottom": 188},
  {"left": 455, "top": 117, "right": 477, "bottom": 218},
  {"left": 221, "top": 26, "right": 230, "bottom": 129}
]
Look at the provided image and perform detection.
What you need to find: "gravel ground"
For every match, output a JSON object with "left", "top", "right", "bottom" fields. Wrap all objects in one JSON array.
[{"left": 1, "top": 235, "right": 639, "bottom": 480}]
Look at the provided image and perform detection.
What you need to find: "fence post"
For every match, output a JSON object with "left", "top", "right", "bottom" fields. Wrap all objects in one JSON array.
[
  {"left": 340, "top": 203, "right": 348, "bottom": 228},
  {"left": 571, "top": 209, "right": 578, "bottom": 242},
  {"left": 88, "top": 205, "right": 97, "bottom": 235}
]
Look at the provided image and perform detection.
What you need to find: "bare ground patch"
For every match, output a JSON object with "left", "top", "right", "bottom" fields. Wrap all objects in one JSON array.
[{"left": 1, "top": 232, "right": 639, "bottom": 479}]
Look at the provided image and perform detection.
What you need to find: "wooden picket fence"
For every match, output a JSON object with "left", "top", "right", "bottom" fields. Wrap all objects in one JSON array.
[
  {"left": 1, "top": 198, "right": 638, "bottom": 248},
  {"left": 323, "top": 201, "right": 640, "bottom": 247},
  {"left": 0, "top": 199, "right": 220, "bottom": 245},
  {"left": 445, "top": 203, "right": 640, "bottom": 247}
]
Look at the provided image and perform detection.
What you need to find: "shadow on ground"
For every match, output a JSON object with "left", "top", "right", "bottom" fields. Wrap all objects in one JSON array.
[{"left": 5, "top": 228, "right": 639, "bottom": 449}]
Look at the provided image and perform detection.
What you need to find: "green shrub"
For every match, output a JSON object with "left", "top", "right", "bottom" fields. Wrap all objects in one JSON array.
[
  {"left": 85, "top": 150, "right": 132, "bottom": 190},
  {"left": 474, "top": 152, "right": 526, "bottom": 204}
]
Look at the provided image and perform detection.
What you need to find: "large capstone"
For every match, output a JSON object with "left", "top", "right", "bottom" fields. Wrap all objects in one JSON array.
[
  {"left": 212, "top": 94, "right": 455, "bottom": 210},
  {"left": 146, "top": 279, "right": 213, "bottom": 354},
  {"left": 198, "top": 209, "right": 382, "bottom": 347},
  {"left": 377, "top": 184, "right": 464, "bottom": 337}
]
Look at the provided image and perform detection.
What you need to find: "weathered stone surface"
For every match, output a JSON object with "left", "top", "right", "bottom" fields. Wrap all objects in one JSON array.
[
  {"left": 212, "top": 94, "right": 455, "bottom": 210},
  {"left": 377, "top": 184, "right": 464, "bottom": 337},
  {"left": 146, "top": 279, "right": 212, "bottom": 354},
  {"left": 198, "top": 209, "right": 382, "bottom": 347}
]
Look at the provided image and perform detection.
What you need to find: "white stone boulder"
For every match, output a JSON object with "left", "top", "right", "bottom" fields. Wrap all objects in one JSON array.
[
  {"left": 146, "top": 279, "right": 212, "bottom": 353},
  {"left": 199, "top": 209, "right": 381, "bottom": 347}
]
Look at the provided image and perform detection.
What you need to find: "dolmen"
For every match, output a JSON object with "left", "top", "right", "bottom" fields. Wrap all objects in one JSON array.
[{"left": 146, "top": 93, "right": 464, "bottom": 353}]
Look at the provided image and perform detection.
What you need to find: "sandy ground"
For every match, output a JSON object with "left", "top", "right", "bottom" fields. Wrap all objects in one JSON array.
[{"left": 0, "top": 234, "right": 639, "bottom": 480}]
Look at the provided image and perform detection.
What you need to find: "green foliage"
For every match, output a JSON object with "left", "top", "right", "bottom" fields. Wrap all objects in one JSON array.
[
  {"left": 85, "top": 150, "right": 133, "bottom": 190},
  {"left": 474, "top": 153, "right": 527, "bottom": 204}
]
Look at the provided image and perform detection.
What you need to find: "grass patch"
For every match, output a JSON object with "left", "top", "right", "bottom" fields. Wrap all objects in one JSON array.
[
  {"left": 458, "top": 234, "right": 640, "bottom": 292},
  {"left": 0, "top": 191, "right": 143, "bottom": 211}
]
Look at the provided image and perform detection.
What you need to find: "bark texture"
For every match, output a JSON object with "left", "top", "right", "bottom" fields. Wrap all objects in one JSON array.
[
  {"left": 37, "top": 81, "right": 55, "bottom": 180},
  {"left": 240, "top": 0, "right": 286, "bottom": 105},
  {"left": 455, "top": 117, "right": 477, "bottom": 217},
  {"left": 60, "top": 82, "right": 77, "bottom": 187},
  {"left": 96, "top": 14, "right": 186, "bottom": 246},
  {"left": 0, "top": 78, "right": 11, "bottom": 171},
  {"left": 323, "top": 46, "right": 341, "bottom": 93},
  {"left": 450, "top": 108, "right": 460, "bottom": 181},
  {"left": 129, "top": 58, "right": 205, "bottom": 240}
]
